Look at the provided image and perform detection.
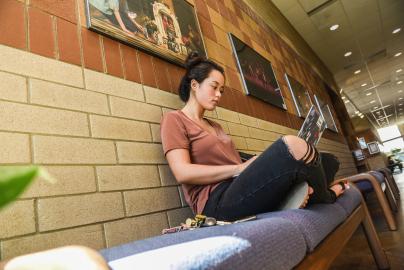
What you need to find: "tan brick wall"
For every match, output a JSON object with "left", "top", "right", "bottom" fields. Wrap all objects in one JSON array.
[{"left": 0, "top": 45, "right": 357, "bottom": 259}]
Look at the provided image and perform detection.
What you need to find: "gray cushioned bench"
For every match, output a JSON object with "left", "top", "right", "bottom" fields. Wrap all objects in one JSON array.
[{"left": 100, "top": 187, "right": 390, "bottom": 270}]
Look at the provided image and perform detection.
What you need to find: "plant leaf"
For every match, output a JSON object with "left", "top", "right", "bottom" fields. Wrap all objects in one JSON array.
[{"left": 0, "top": 166, "right": 39, "bottom": 209}]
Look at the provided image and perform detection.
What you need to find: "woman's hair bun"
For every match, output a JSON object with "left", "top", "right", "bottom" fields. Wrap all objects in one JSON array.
[
  {"left": 185, "top": 51, "right": 205, "bottom": 70},
  {"left": 178, "top": 52, "right": 224, "bottom": 102}
]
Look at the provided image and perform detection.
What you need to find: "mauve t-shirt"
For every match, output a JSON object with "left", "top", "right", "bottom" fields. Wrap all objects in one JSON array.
[{"left": 160, "top": 110, "right": 242, "bottom": 214}]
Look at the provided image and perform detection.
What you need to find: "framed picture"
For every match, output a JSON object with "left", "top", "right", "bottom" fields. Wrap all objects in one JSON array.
[
  {"left": 314, "top": 95, "right": 338, "bottom": 132},
  {"left": 357, "top": 137, "right": 367, "bottom": 149},
  {"left": 284, "top": 73, "right": 312, "bottom": 117},
  {"left": 85, "top": 0, "right": 206, "bottom": 65},
  {"left": 352, "top": 149, "right": 366, "bottom": 161},
  {"left": 367, "top": 141, "right": 380, "bottom": 154},
  {"left": 228, "top": 33, "right": 286, "bottom": 110}
]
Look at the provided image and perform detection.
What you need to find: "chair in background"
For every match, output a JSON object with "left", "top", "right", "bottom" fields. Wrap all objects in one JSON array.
[
  {"left": 339, "top": 171, "right": 398, "bottom": 231},
  {"left": 378, "top": 167, "right": 400, "bottom": 201}
]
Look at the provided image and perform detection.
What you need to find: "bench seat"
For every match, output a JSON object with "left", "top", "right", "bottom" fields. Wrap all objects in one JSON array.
[{"left": 100, "top": 187, "right": 386, "bottom": 270}]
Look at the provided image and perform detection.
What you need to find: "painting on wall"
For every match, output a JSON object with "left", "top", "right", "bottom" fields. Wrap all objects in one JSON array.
[
  {"left": 314, "top": 95, "right": 338, "bottom": 132},
  {"left": 358, "top": 137, "right": 367, "bottom": 149},
  {"left": 284, "top": 73, "right": 312, "bottom": 117},
  {"left": 367, "top": 141, "right": 380, "bottom": 155},
  {"left": 229, "top": 33, "right": 287, "bottom": 110},
  {"left": 85, "top": 0, "right": 206, "bottom": 65}
]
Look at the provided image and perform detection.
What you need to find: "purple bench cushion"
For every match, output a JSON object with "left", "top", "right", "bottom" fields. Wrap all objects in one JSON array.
[
  {"left": 369, "top": 171, "right": 385, "bottom": 184},
  {"left": 334, "top": 187, "right": 362, "bottom": 215},
  {"left": 100, "top": 217, "right": 307, "bottom": 270},
  {"left": 354, "top": 171, "right": 386, "bottom": 193},
  {"left": 258, "top": 203, "right": 346, "bottom": 252},
  {"left": 100, "top": 187, "right": 363, "bottom": 269}
]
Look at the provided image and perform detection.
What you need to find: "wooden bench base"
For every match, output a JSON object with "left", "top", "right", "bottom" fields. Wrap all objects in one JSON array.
[
  {"left": 296, "top": 196, "right": 389, "bottom": 270},
  {"left": 342, "top": 173, "right": 397, "bottom": 231}
]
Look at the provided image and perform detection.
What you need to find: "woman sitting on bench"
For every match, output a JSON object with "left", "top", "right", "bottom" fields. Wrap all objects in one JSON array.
[{"left": 160, "top": 52, "right": 348, "bottom": 221}]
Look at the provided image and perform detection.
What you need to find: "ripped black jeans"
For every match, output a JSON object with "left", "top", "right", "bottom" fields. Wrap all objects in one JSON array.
[{"left": 202, "top": 137, "right": 340, "bottom": 221}]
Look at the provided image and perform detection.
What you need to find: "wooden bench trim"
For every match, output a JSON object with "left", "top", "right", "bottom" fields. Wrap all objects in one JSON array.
[
  {"left": 295, "top": 198, "right": 389, "bottom": 270},
  {"left": 341, "top": 173, "right": 397, "bottom": 231}
]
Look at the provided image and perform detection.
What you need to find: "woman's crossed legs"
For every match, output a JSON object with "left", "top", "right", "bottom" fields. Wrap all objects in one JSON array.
[{"left": 203, "top": 135, "right": 340, "bottom": 221}]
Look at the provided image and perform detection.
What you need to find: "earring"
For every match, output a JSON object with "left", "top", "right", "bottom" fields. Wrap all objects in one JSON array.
[{"left": 191, "top": 81, "right": 198, "bottom": 90}]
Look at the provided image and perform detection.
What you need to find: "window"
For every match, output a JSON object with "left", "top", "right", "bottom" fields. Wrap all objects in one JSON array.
[
  {"left": 377, "top": 125, "right": 401, "bottom": 141},
  {"left": 382, "top": 138, "right": 404, "bottom": 152},
  {"left": 377, "top": 125, "right": 404, "bottom": 152}
]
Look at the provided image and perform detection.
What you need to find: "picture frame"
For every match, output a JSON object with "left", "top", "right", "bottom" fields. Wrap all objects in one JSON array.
[
  {"left": 284, "top": 73, "right": 312, "bottom": 117},
  {"left": 358, "top": 137, "right": 367, "bottom": 149},
  {"left": 228, "top": 33, "right": 287, "bottom": 110},
  {"left": 352, "top": 149, "right": 366, "bottom": 161},
  {"left": 367, "top": 141, "right": 380, "bottom": 154},
  {"left": 314, "top": 95, "right": 338, "bottom": 132},
  {"left": 84, "top": 0, "right": 207, "bottom": 66}
]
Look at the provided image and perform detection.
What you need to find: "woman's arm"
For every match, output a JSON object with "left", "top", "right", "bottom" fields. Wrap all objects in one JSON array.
[{"left": 166, "top": 148, "right": 257, "bottom": 185}]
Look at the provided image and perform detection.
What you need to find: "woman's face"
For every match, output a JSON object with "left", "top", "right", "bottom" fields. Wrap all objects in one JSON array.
[{"left": 191, "top": 69, "right": 225, "bottom": 111}]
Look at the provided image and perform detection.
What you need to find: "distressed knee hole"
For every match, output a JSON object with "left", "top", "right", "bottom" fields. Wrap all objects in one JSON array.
[
  {"left": 303, "top": 144, "right": 319, "bottom": 165},
  {"left": 283, "top": 135, "right": 309, "bottom": 161},
  {"left": 283, "top": 135, "right": 319, "bottom": 164}
]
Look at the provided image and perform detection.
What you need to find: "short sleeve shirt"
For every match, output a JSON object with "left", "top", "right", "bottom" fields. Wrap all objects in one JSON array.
[{"left": 160, "top": 110, "right": 242, "bottom": 214}]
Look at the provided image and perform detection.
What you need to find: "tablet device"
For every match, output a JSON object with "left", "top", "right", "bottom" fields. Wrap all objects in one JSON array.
[{"left": 297, "top": 105, "right": 327, "bottom": 146}]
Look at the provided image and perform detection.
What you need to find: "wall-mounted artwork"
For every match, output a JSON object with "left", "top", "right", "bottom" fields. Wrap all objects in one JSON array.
[
  {"left": 314, "top": 95, "right": 338, "bottom": 132},
  {"left": 284, "top": 73, "right": 312, "bottom": 117},
  {"left": 85, "top": 0, "right": 206, "bottom": 65},
  {"left": 357, "top": 137, "right": 367, "bottom": 149},
  {"left": 229, "top": 33, "right": 286, "bottom": 110},
  {"left": 367, "top": 141, "right": 380, "bottom": 154},
  {"left": 352, "top": 149, "right": 366, "bottom": 161}
]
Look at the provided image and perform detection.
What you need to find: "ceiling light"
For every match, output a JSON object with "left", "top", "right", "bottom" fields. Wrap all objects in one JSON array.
[
  {"left": 354, "top": 69, "right": 361, "bottom": 74},
  {"left": 344, "top": 51, "right": 352, "bottom": 57},
  {"left": 344, "top": 100, "right": 350, "bottom": 103},
  {"left": 399, "top": 104, "right": 403, "bottom": 106},
  {"left": 330, "top": 24, "right": 339, "bottom": 31},
  {"left": 399, "top": 90, "right": 403, "bottom": 93},
  {"left": 400, "top": 108, "right": 403, "bottom": 111},
  {"left": 366, "top": 92, "right": 372, "bottom": 96},
  {"left": 398, "top": 81, "right": 403, "bottom": 85},
  {"left": 361, "top": 83, "right": 367, "bottom": 87},
  {"left": 397, "top": 69, "right": 403, "bottom": 73},
  {"left": 355, "top": 111, "right": 359, "bottom": 114},
  {"left": 360, "top": 115, "right": 364, "bottom": 118},
  {"left": 395, "top": 52, "right": 402, "bottom": 57},
  {"left": 341, "top": 96, "right": 346, "bottom": 99},
  {"left": 392, "top": 28, "right": 401, "bottom": 34},
  {"left": 373, "top": 106, "right": 378, "bottom": 109},
  {"left": 399, "top": 97, "right": 403, "bottom": 100},
  {"left": 339, "top": 88, "right": 343, "bottom": 93},
  {"left": 370, "top": 100, "right": 376, "bottom": 103}
]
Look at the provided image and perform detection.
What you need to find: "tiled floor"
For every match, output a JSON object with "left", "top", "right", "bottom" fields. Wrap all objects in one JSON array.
[{"left": 331, "top": 172, "right": 404, "bottom": 269}]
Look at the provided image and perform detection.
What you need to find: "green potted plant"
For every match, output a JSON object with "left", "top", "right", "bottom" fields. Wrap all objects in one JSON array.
[{"left": 0, "top": 166, "right": 41, "bottom": 209}]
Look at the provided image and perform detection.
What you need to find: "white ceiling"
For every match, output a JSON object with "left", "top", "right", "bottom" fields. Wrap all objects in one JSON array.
[{"left": 272, "top": 0, "right": 404, "bottom": 130}]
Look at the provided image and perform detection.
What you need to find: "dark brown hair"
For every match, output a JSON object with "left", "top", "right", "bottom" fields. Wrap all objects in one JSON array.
[{"left": 178, "top": 52, "right": 225, "bottom": 102}]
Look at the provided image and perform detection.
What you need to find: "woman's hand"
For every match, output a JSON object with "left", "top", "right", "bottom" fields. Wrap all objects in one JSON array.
[
  {"left": 329, "top": 182, "right": 349, "bottom": 197},
  {"left": 236, "top": 155, "right": 258, "bottom": 175}
]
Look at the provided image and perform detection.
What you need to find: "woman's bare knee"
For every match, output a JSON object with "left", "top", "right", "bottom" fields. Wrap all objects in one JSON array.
[{"left": 283, "top": 135, "right": 309, "bottom": 161}]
